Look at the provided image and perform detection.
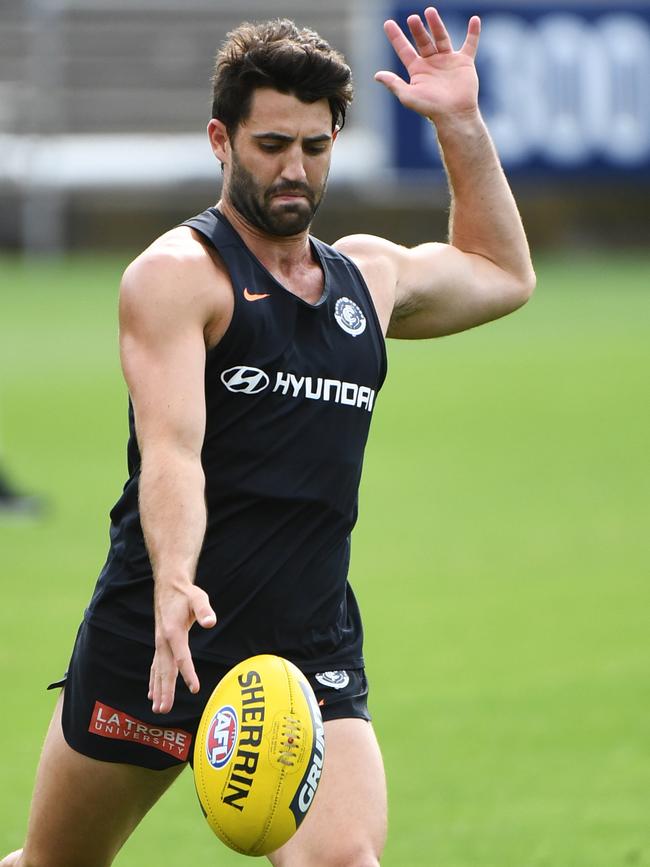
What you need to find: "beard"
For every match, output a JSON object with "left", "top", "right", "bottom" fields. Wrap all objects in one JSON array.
[{"left": 227, "top": 151, "right": 327, "bottom": 237}]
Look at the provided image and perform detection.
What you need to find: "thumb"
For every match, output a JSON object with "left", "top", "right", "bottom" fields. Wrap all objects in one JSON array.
[
  {"left": 374, "top": 70, "right": 407, "bottom": 98},
  {"left": 190, "top": 586, "right": 217, "bottom": 629}
]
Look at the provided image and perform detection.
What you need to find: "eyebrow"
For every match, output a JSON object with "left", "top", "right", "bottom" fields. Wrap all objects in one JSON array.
[{"left": 252, "top": 132, "right": 332, "bottom": 144}]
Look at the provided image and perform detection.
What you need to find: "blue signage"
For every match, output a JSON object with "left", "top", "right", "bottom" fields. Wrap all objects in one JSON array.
[{"left": 389, "top": 4, "right": 650, "bottom": 177}]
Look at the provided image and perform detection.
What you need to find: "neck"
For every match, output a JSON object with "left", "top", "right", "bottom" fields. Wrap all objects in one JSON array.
[{"left": 217, "top": 198, "right": 313, "bottom": 276}]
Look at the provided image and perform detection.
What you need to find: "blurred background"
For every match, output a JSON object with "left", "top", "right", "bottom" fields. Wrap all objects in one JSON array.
[
  {"left": 1, "top": 2, "right": 648, "bottom": 866},
  {"left": 1, "top": 0, "right": 649, "bottom": 250}
]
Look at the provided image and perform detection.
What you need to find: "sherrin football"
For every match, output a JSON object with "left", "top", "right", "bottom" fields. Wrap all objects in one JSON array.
[{"left": 193, "top": 654, "right": 325, "bottom": 856}]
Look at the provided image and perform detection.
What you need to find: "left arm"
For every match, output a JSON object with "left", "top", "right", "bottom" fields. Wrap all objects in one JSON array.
[{"left": 336, "top": 9, "right": 535, "bottom": 338}]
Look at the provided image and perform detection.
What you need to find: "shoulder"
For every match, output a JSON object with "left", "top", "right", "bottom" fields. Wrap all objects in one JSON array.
[
  {"left": 333, "top": 234, "right": 405, "bottom": 335},
  {"left": 120, "top": 226, "right": 231, "bottom": 332},
  {"left": 333, "top": 234, "right": 415, "bottom": 294},
  {"left": 334, "top": 233, "right": 402, "bottom": 265},
  {"left": 121, "top": 226, "right": 227, "bottom": 305}
]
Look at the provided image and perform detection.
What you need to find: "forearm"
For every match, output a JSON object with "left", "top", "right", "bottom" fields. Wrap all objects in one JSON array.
[
  {"left": 139, "top": 445, "right": 214, "bottom": 713},
  {"left": 435, "top": 111, "right": 534, "bottom": 285},
  {"left": 139, "top": 446, "right": 207, "bottom": 588}
]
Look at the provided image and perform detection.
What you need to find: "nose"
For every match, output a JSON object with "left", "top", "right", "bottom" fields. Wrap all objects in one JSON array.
[{"left": 280, "top": 145, "right": 308, "bottom": 184}]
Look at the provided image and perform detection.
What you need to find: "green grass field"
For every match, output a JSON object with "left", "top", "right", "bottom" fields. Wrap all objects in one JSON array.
[{"left": 1, "top": 251, "right": 648, "bottom": 866}]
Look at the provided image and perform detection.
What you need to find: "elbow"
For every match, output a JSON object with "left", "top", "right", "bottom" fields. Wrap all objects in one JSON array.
[
  {"left": 522, "top": 265, "right": 537, "bottom": 300},
  {"left": 510, "top": 265, "right": 536, "bottom": 310}
]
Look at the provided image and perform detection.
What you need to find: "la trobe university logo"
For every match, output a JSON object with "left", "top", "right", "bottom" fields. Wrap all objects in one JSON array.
[
  {"left": 220, "top": 366, "right": 270, "bottom": 395},
  {"left": 334, "top": 297, "right": 366, "bottom": 337}
]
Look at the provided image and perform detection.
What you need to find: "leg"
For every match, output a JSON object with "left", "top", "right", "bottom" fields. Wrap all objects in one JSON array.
[
  {"left": 269, "top": 718, "right": 387, "bottom": 867},
  {"left": 1, "top": 692, "right": 184, "bottom": 867}
]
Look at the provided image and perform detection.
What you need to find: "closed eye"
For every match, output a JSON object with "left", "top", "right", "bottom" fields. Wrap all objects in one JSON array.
[{"left": 252, "top": 133, "right": 331, "bottom": 155}]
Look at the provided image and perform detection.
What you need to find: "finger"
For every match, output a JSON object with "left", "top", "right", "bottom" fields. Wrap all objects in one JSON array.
[
  {"left": 374, "top": 70, "right": 404, "bottom": 90},
  {"left": 382, "top": 19, "right": 419, "bottom": 70},
  {"left": 148, "top": 662, "right": 155, "bottom": 701},
  {"left": 165, "top": 623, "right": 200, "bottom": 695},
  {"left": 374, "top": 71, "right": 411, "bottom": 103},
  {"left": 190, "top": 587, "right": 217, "bottom": 629},
  {"left": 151, "top": 662, "right": 167, "bottom": 712},
  {"left": 152, "top": 668, "right": 164, "bottom": 712},
  {"left": 424, "top": 7, "right": 454, "bottom": 53},
  {"left": 407, "top": 14, "right": 437, "bottom": 57},
  {"left": 151, "top": 643, "right": 176, "bottom": 713},
  {"left": 156, "top": 657, "right": 183, "bottom": 713},
  {"left": 460, "top": 15, "right": 481, "bottom": 58},
  {"left": 157, "top": 671, "right": 177, "bottom": 714},
  {"left": 176, "top": 649, "right": 200, "bottom": 696}
]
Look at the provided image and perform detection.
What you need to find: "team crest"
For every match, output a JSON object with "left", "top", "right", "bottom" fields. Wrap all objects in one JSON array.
[
  {"left": 315, "top": 671, "right": 350, "bottom": 690},
  {"left": 334, "top": 297, "right": 366, "bottom": 337}
]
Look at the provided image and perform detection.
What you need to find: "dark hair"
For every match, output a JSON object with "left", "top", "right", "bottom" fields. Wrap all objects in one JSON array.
[{"left": 211, "top": 19, "right": 353, "bottom": 134}]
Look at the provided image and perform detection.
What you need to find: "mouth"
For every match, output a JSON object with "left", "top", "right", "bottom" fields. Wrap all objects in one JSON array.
[{"left": 271, "top": 193, "right": 308, "bottom": 202}]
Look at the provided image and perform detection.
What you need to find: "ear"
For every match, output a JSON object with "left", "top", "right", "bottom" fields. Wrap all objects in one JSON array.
[
  {"left": 208, "top": 118, "right": 230, "bottom": 163},
  {"left": 332, "top": 125, "right": 340, "bottom": 143}
]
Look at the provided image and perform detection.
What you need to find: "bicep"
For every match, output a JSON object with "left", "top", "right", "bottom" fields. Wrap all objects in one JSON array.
[
  {"left": 335, "top": 233, "right": 531, "bottom": 341},
  {"left": 119, "top": 264, "right": 208, "bottom": 457},
  {"left": 388, "top": 242, "right": 532, "bottom": 339}
]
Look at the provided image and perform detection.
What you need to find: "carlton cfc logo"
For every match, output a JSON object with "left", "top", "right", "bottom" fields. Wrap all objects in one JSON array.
[
  {"left": 315, "top": 671, "right": 350, "bottom": 690},
  {"left": 334, "top": 297, "right": 367, "bottom": 337},
  {"left": 221, "top": 366, "right": 270, "bottom": 395},
  {"left": 205, "top": 706, "right": 238, "bottom": 769}
]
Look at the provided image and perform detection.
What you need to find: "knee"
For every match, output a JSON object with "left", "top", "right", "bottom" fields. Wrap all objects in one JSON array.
[
  {"left": 279, "top": 846, "right": 380, "bottom": 867},
  {"left": 16, "top": 850, "right": 105, "bottom": 867},
  {"left": 5, "top": 853, "right": 42, "bottom": 867},
  {"left": 330, "top": 835, "right": 383, "bottom": 867},
  {"left": 345, "top": 855, "right": 379, "bottom": 867},
  {"left": 325, "top": 852, "right": 379, "bottom": 867},
  {"left": 338, "top": 856, "right": 379, "bottom": 867}
]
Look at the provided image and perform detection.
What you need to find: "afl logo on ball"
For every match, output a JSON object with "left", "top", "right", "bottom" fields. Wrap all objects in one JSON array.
[
  {"left": 334, "top": 297, "right": 366, "bottom": 337},
  {"left": 206, "top": 706, "right": 238, "bottom": 769},
  {"left": 315, "top": 671, "right": 350, "bottom": 690},
  {"left": 221, "top": 366, "right": 270, "bottom": 395}
]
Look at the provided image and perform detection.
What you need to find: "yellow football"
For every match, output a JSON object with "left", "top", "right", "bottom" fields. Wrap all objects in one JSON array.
[{"left": 193, "top": 654, "right": 325, "bottom": 856}]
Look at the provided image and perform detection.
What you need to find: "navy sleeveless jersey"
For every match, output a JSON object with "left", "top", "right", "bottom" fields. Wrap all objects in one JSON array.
[{"left": 85, "top": 207, "right": 387, "bottom": 671}]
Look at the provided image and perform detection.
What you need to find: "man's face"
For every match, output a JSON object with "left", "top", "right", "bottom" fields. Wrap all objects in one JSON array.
[{"left": 222, "top": 89, "right": 336, "bottom": 237}]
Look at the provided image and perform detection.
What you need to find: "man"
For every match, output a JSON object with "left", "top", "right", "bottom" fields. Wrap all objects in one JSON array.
[{"left": 2, "top": 8, "right": 534, "bottom": 867}]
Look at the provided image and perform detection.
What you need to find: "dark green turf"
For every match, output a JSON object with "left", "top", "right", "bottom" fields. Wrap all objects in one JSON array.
[{"left": 1, "top": 252, "right": 648, "bottom": 865}]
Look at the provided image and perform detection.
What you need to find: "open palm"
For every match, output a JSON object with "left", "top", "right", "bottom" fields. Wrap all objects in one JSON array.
[{"left": 375, "top": 7, "right": 481, "bottom": 121}]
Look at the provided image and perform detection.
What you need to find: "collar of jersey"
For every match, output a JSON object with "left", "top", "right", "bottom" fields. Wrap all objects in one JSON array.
[{"left": 210, "top": 207, "right": 331, "bottom": 310}]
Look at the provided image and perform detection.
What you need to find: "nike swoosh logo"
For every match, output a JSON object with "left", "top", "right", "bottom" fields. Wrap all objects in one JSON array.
[{"left": 243, "top": 288, "right": 271, "bottom": 302}]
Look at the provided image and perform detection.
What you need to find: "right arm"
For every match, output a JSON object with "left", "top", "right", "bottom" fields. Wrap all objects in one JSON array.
[{"left": 119, "top": 242, "right": 221, "bottom": 713}]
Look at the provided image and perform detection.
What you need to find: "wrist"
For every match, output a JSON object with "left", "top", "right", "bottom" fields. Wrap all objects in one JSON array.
[
  {"left": 429, "top": 108, "right": 485, "bottom": 141},
  {"left": 154, "top": 572, "right": 195, "bottom": 592}
]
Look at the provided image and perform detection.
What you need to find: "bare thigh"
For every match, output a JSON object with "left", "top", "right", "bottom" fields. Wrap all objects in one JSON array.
[
  {"left": 268, "top": 718, "right": 387, "bottom": 867},
  {"left": 14, "top": 691, "right": 184, "bottom": 867}
]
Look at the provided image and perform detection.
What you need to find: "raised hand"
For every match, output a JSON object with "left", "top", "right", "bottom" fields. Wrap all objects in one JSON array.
[{"left": 375, "top": 7, "right": 481, "bottom": 122}]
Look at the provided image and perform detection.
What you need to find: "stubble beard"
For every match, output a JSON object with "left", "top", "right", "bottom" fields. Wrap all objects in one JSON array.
[{"left": 227, "top": 151, "right": 327, "bottom": 237}]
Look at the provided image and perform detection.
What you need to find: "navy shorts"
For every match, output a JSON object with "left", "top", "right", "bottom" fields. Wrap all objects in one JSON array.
[{"left": 48, "top": 621, "right": 371, "bottom": 770}]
